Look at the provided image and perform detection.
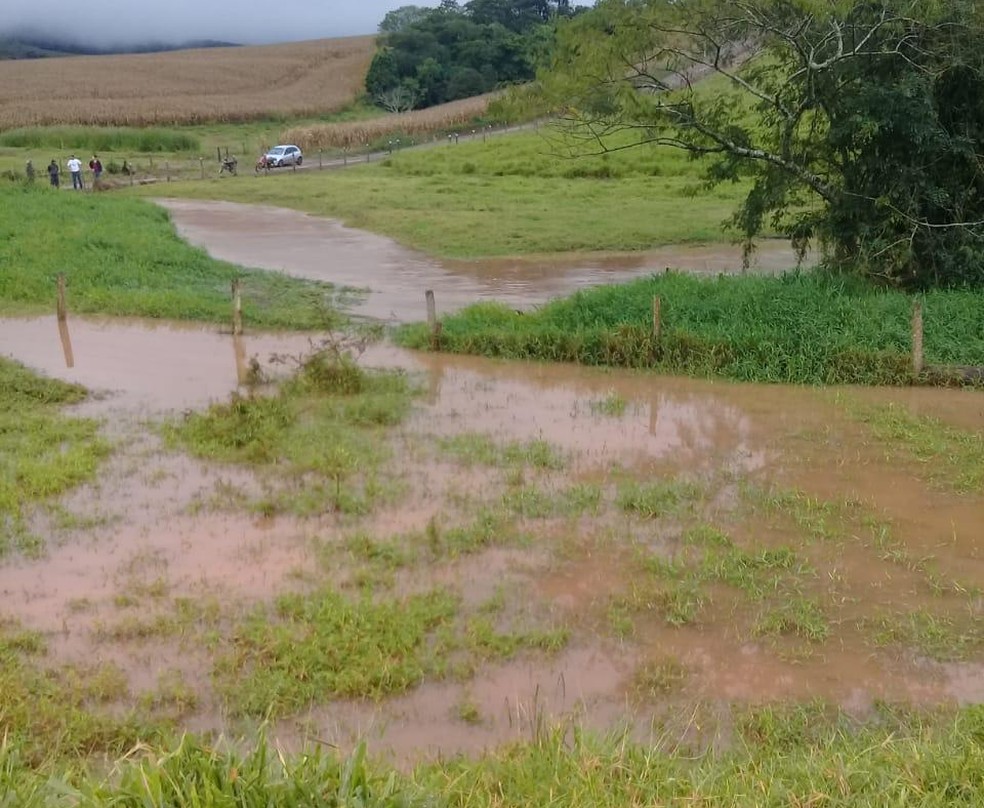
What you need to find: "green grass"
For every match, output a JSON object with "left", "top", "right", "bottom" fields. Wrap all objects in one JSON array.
[
  {"left": 864, "top": 609, "right": 983, "bottom": 661},
  {"left": 438, "top": 433, "right": 567, "bottom": 470},
  {"left": 0, "top": 184, "right": 343, "bottom": 327},
  {"left": 0, "top": 358, "right": 109, "bottom": 555},
  {"left": 0, "top": 618, "right": 160, "bottom": 765},
  {"left": 164, "top": 353, "right": 412, "bottom": 516},
  {"left": 214, "top": 588, "right": 460, "bottom": 716},
  {"left": 396, "top": 271, "right": 984, "bottom": 385},
  {"left": 613, "top": 523, "right": 823, "bottom": 637},
  {"left": 616, "top": 479, "right": 704, "bottom": 519},
  {"left": 847, "top": 402, "right": 984, "bottom": 494},
  {"left": 127, "top": 127, "right": 748, "bottom": 259},
  {"left": 0, "top": 126, "right": 201, "bottom": 153},
  {"left": 0, "top": 102, "right": 380, "bottom": 162},
  {"left": 2, "top": 707, "right": 984, "bottom": 806},
  {"left": 501, "top": 483, "right": 603, "bottom": 519}
]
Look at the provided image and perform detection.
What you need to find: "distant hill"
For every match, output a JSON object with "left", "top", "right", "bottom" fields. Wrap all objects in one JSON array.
[{"left": 0, "top": 34, "right": 238, "bottom": 60}]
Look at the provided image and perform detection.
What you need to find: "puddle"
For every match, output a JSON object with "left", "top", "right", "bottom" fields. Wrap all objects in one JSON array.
[
  {"left": 278, "top": 644, "right": 637, "bottom": 764},
  {"left": 0, "top": 315, "right": 315, "bottom": 413},
  {"left": 2, "top": 314, "right": 983, "bottom": 759},
  {"left": 157, "top": 198, "right": 806, "bottom": 321}
]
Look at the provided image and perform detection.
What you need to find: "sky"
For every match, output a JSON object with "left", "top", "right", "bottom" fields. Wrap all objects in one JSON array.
[{"left": 0, "top": 0, "right": 441, "bottom": 48}]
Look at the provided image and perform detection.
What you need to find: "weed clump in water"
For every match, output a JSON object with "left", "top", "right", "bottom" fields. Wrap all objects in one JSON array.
[{"left": 165, "top": 328, "right": 413, "bottom": 516}]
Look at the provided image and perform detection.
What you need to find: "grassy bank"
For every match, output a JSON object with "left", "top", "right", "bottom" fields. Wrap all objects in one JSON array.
[
  {"left": 0, "top": 184, "right": 342, "bottom": 327},
  {"left": 1, "top": 706, "right": 982, "bottom": 806},
  {"left": 127, "top": 128, "right": 748, "bottom": 259},
  {"left": 396, "top": 272, "right": 984, "bottom": 385}
]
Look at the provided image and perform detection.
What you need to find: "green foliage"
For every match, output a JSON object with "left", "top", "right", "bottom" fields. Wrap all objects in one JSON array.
[
  {"left": 367, "top": 0, "right": 574, "bottom": 108},
  {"left": 547, "top": 0, "right": 984, "bottom": 288},
  {"left": 0, "top": 185, "right": 340, "bottom": 328},
  {"left": 0, "top": 126, "right": 200, "bottom": 152},
  {"left": 0, "top": 358, "right": 109, "bottom": 555},
  {"left": 396, "top": 271, "right": 984, "bottom": 385}
]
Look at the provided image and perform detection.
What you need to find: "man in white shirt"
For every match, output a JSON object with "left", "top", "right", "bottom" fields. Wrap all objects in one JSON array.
[{"left": 66, "top": 155, "right": 84, "bottom": 190}]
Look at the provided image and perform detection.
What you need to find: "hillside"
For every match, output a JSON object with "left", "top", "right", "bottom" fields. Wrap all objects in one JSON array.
[
  {"left": 0, "top": 34, "right": 237, "bottom": 60},
  {"left": 0, "top": 35, "right": 375, "bottom": 127}
]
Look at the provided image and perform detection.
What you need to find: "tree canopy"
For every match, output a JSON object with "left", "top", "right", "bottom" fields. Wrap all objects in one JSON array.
[
  {"left": 544, "top": 0, "right": 984, "bottom": 289},
  {"left": 366, "top": 1, "right": 580, "bottom": 110}
]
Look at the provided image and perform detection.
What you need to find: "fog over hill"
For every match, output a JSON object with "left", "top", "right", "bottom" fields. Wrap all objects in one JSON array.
[{"left": 0, "top": 0, "right": 440, "bottom": 52}]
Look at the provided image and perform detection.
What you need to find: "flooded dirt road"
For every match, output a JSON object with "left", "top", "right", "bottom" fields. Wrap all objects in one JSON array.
[
  {"left": 158, "top": 198, "right": 806, "bottom": 321},
  {"left": 2, "top": 314, "right": 982, "bottom": 762}
]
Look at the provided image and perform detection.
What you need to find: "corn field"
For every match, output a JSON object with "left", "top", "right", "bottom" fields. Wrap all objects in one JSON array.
[
  {"left": 0, "top": 37, "right": 375, "bottom": 128},
  {"left": 283, "top": 94, "right": 498, "bottom": 150}
]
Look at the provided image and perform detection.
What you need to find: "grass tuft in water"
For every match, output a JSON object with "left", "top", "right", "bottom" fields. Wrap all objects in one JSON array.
[{"left": 0, "top": 358, "right": 110, "bottom": 556}]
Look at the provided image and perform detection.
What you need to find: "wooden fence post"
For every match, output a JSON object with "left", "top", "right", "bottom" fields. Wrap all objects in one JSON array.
[
  {"left": 57, "top": 274, "right": 67, "bottom": 322},
  {"left": 199, "top": 158, "right": 205, "bottom": 180},
  {"left": 911, "top": 300, "right": 924, "bottom": 377},
  {"left": 165, "top": 161, "right": 170, "bottom": 182},
  {"left": 232, "top": 279, "right": 243, "bottom": 336},
  {"left": 426, "top": 290, "right": 441, "bottom": 349},
  {"left": 319, "top": 150, "right": 323, "bottom": 169},
  {"left": 426, "top": 290, "right": 436, "bottom": 330},
  {"left": 652, "top": 296, "right": 662, "bottom": 342}
]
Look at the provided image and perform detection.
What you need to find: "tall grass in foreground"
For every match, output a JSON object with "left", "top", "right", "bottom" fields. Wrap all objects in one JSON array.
[
  {"left": 396, "top": 271, "right": 984, "bottom": 385},
  {"left": 0, "top": 185, "right": 340, "bottom": 328},
  {"left": 1, "top": 706, "right": 982, "bottom": 806}
]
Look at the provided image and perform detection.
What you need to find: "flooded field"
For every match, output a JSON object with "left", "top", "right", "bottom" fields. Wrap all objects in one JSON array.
[
  {"left": 2, "top": 314, "right": 982, "bottom": 763},
  {"left": 158, "top": 198, "right": 806, "bottom": 321}
]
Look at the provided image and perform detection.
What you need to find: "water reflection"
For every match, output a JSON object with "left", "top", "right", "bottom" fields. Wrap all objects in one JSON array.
[{"left": 57, "top": 317, "right": 74, "bottom": 369}]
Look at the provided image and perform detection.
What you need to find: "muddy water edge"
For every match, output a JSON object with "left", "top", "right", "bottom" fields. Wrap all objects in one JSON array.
[
  {"left": 1, "top": 313, "right": 982, "bottom": 764},
  {"left": 157, "top": 198, "right": 805, "bottom": 322}
]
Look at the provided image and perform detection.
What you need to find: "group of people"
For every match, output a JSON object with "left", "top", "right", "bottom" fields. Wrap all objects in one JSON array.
[{"left": 36, "top": 154, "right": 103, "bottom": 190}]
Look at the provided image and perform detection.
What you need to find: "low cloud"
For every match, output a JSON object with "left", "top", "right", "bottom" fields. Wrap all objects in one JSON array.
[{"left": 1, "top": 0, "right": 439, "bottom": 48}]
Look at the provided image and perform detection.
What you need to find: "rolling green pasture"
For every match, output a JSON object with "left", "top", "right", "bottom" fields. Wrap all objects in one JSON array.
[{"left": 126, "top": 127, "right": 749, "bottom": 258}]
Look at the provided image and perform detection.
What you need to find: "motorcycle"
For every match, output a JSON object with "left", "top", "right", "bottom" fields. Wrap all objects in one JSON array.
[{"left": 219, "top": 156, "right": 238, "bottom": 176}]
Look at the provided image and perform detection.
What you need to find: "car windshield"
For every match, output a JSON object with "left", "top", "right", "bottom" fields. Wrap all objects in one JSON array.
[{"left": 270, "top": 147, "right": 286, "bottom": 154}]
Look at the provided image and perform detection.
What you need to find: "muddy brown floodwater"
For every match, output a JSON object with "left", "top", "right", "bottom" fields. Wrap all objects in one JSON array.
[
  {"left": 157, "top": 198, "right": 806, "bottom": 322},
  {"left": 1, "top": 314, "right": 982, "bottom": 763}
]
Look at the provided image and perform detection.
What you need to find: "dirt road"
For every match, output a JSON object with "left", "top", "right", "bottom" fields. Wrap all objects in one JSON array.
[{"left": 158, "top": 198, "right": 807, "bottom": 322}]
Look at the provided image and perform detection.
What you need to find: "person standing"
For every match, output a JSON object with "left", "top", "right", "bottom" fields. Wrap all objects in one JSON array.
[
  {"left": 48, "top": 159, "right": 60, "bottom": 188},
  {"left": 66, "top": 154, "right": 84, "bottom": 190},
  {"left": 25, "top": 160, "right": 35, "bottom": 183},
  {"left": 89, "top": 154, "right": 103, "bottom": 185}
]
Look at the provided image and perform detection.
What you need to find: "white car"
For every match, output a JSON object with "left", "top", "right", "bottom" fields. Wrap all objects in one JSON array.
[{"left": 262, "top": 144, "right": 303, "bottom": 167}]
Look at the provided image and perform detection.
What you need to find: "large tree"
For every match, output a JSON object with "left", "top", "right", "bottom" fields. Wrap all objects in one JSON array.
[
  {"left": 366, "top": 0, "right": 577, "bottom": 110},
  {"left": 545, "top": 0, "right": 984, "bottom": 288}
]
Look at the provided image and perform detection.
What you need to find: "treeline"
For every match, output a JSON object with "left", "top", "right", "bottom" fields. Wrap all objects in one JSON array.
[{"left": 366, "top": 1, "right": 581, "bottom": 111}]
